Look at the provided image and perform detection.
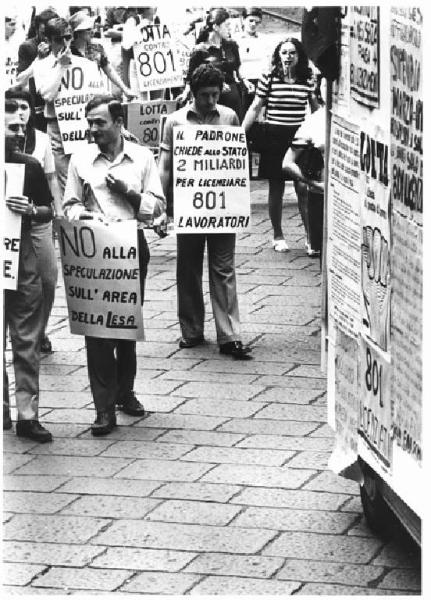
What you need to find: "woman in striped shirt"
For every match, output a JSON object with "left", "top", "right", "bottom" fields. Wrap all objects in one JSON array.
[{"left": 243, "top": 37, "right": 319, "bottom": 252}]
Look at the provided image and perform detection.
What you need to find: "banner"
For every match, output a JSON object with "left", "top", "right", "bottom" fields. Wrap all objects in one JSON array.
[
  {"left": 2, "top": 164, "right": 24, "bottom": 291},
  {"left": 173, "top": 125, "right": 251, "bottom": 233},
  {"left": 126, "top": 99, "right": 177, "bottom": 147},
  {"left": 390, "top": 7, "right": 423, "bottom": 225},
  {"left": 133, "top": 23, "right": 184, "bottom": 92},
  {"left": 350, "top": 6, "right": 380, "bottom": 109},
  {"left": 327, "top": 116, "right": 361, "bottom": 338},
  {"left": 359, "top": 124, "right": 390, "bottom": 351},
  {"left": 56, "top": 219, "right": 144, "bottom": 340},
  {"left": 358, "top": 337, "right": 392, "bottom": 472},
  {"left": 54, "top": 56, "right": 105, "bottom": 154}
]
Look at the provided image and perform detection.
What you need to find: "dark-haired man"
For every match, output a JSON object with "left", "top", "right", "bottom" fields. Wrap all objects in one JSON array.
[
  {"left": 3, "top": 100, "right": 54, "bottom": 441},
  {"left": 159, "top": 64, "right": 252, "bottom": 360},
  {"left": 63, "top": 94, "right": 166, "bottom": 435}
]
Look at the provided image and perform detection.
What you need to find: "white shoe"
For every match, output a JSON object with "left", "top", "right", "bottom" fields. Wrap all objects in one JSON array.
[{"left": 272, "top": 239, "right": 289, "bottom": 252}]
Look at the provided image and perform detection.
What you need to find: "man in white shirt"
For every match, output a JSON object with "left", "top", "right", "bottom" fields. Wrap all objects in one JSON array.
[{"left": 63, "top": 94, "right": 166, "bottom": 435}]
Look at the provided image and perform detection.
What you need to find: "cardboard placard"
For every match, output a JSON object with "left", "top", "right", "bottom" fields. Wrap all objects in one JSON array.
[
  {"left": 2, "top": 164, "right": 24, "bottom": 291},
  {"left": 126, "top": 99, "right": 177, "bottom": 147}
]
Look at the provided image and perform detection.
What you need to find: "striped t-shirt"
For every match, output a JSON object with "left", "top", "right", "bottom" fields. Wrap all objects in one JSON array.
[{"left": 256, "top": 72, "right": 314, "bottom": 126}]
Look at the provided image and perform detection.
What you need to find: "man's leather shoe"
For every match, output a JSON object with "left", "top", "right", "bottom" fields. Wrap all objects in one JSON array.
[
  {"left": 179, "top": 336, "right": 204, "bottom": 349},
  {"left": 117, "top": 393, "right": 146, "bottom": 416},
  {"left": 16, "top": 420, "right": 52, "bottom": 443},
  {"left": 219, "top": 341, "right": 253, "bottom": 360},
  {"left": 3, "top": 412, "right": 12, "bottom": 431},
  {"left": 91, "top": 412, "right": 117, "bottom": 436},
  {"left": 40, "top": 336, "right": 53, "bottom": 353}
]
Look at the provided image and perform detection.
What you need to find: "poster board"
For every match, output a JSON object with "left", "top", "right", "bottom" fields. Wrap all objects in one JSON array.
[
  {"left": 173, "top": 125, "right": 251, "bottom": 233},
  {"left": 126, "top": 99, "right": 177, "bottom": 148},
  {"left": 350, "top": 6, "right": 380, "bottom": 109},
  {"left": 2, "top": 164, "right": 24, "bottom": 291},
  {"left": 56, "top": 219, "right": 144, "bottom": 340}
]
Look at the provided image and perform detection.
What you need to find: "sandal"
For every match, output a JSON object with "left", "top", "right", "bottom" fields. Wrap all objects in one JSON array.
[{"left": 272, "top": 239, "right": 289, "bottom": 252}]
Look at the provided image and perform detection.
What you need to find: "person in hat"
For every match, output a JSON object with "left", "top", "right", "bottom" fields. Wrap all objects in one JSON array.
[{"left": 69, "top": 10, "right": 135, "bottom": 101}]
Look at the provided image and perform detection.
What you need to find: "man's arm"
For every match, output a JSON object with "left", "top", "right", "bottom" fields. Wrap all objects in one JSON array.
[
  {"left": 62, "top": 156, "right": 86, "bottom": 220},
  {"left": 34, "top": 53, "right": 71, "bottom": 102}
]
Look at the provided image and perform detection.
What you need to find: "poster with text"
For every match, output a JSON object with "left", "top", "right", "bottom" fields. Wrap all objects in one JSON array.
[
  {"left": 358, "top": 337, "right": 392, "bottom": 473},
  {"left": 390, "top": 211, "right": 422, "bottom": 465},
  {"left": 390, "top": 7, "right": 423, "bottom": 225},
  {"left": 350, "top": 6, "right": 380, "bottom": 109},
  {"left": 333, "top": 7, "right": 351, "bottom": 113},
  {"left": 359, "top": 124, "right": 391, "bottom": 351},
  {"left": 327, "top": 116, "right": 361, "bottom": 339},
  {"left": 56, "top": 219, "right": 144, "bottom": 340},
  {"left": 54, "top": 56, "right": 105, "bottom": 154},
  {"left": 334, "top": 330, "right": 360, "bottom": 457},
  {"left": 173, "top": 125, "right": 251, "bottom": 233},
  {"left": 2, "top": 164, "right": 24, "bottom": 291},
  {"left": 127, "top": 99, "right": 177, "bottom": 148},
  {"left": 133, "top": 23, "right": 184, "bottom": 92}
]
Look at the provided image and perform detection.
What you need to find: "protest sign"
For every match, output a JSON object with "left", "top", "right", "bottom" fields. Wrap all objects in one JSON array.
[
  {"left": 56, "top": 219, "right": 144, "bottom": 340},
  {"left": 133, "top": 23, "right": 184, "bottom": 92},
  {"left": 350, "top": 6, "right": 380, "bottom": 109},
  {"left": 390, "top": 7, "right": 423, "bottom": 225},
  {"left": 359, "top": 124, "right": 391, "bottom": 351},
  {"left": 327, "top": 116, "right": 361, "bottom": 339},
  {"left": 54, "top": 56, "right": 105, "bottom": 154},
  {"left": 2, "top": 164, "right": 24, "bottom": 291},
  {"left": 173, "top": 125, "right": 251, "bottom": 233},
  {"left": 358, "top": 337, "right": 392, "bottom": 472},
  {"left": 126, "top": 99, "right": 177, "bottom": 147}
]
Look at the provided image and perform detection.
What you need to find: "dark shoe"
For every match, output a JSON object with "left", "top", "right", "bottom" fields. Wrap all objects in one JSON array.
[
  {"left": 3, "top": 412, "right": 12, "bottom": 431},
  {"left": 179, "top": 336, "right": 204, "bottom": 349},
  {"left": 91, "top": 412, "right": 117, "bottom": 436},
  {"left": 40, "top": 336, "right": 53, "bottom": 353},
  {"left": 117, "top": 393, "right": 146, "bottom": 416},
  {"left": 16, "top": 420, "right": 52, "bottom": 443},
  {"left": 219, "top": 341, "right": 253, "bottom": 360}
]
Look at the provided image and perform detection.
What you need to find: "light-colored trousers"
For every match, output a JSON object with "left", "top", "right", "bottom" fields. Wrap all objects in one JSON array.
[{"left": 31, "top": 221, "right": 58, "bottom": 338}]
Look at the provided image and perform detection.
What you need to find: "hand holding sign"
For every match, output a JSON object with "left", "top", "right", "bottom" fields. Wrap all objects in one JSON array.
[
  {"left": 57, "top": 47, "right": 72, "bottom": 67},
  {"left": 6, "top": 195, "right": 33, "bottom": 216},
  {"left": 361, "top": 225, "right": 390, "bottom": 350}
]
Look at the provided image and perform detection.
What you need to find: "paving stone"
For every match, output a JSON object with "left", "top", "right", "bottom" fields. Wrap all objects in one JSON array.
[
  {"left": 99, "top": 440, "right": 193, "bottom": 460},
  {"left": 2, "top": 562, "right": 46, "bottom": 586},
  {"left": 133, "top": 378, "right": 182, "bottom": 396},
  {"left": 2, "top": 436, "right": 39, "bottom": 454},
  {"left": 39, "top": 408, "right": 94, "bottom": 423},
  {"left": 277, "top": 558, "right": 385, "bottom": 586},
  {"left": 263, "top": 531, "right": 383, "bottom": 563},
  {"left": 114, "top": 458, "right": 213, "bottom": 481},
  {"left": 218, "top": 418, "right": 317, "bottom": 436},
  {"left": 3, "top": 514, "right": 109, "bottom": 544},
  {"left": 304, "top": 471, "right": 360, "bottom": 495},
  {"left": 3, "top": 475, "right": 70, "bottom": 493},
  {"left": 39, "top": 351, "right": 87, "bottom": 366},
  {"left": 3, "top": 491, "right": 77, "bottom": 515},
  {"left": 184, "top": 553, "right": 284, "bottom": 578},
  {"left": 286, "top": 451, "right": 332, "bottom": 470},
  {"left": 310, "top": 423, "right": 335, "bottom": 437},
  {"left": 4, "top": 541, "right": 104, "bottom": 567},
  {"left": 27, "top": 439, "right": 114, "bottom": 457},
  {"left": 256, "top": 375, "right": 327, "bottom": 389},
  {"left": 233, "top": 506, "right": 357, "bottom": 534},
  {"left": 120, "top": 571, "right": 202, "bottom": 594},
  {"left": 131, "top": 394, "right": 187, "bottom": 413},
  {"left": 56, "top": 477, "right": 163, "bottom": 497},
  {"left": 77, "top": 426, "right": 165, "bottom": 442},
  {"left": 254, "top": 403, "right": 327, "bottom": 422},
  {"left": 174, "top": 398, "right": 265, "bottom": 418},
  {"left": 135, "top": 342, "right": 179, "bottom": 358},
  {"left": 340, "top": 496, "right": 363, "bottom": 513},
  {"left": 297, "top": 583, "right": 401, "bottom": 595},
  {"left": 346, "top": 515, "right": 377, "bottom": 537},
  {"left": 38, "top": 375, "right": 89, "bottom": 391},
  {"left": 158, "top": 369, "right": 258, "bottom": 384},
  {"left": 231, "top": 487, "right": 350, "bottom": 511},
  {"left": 3, "top": 454, "right": 36, "bottom": 475},
  {"left": 93, "top": 521, "right": 276, "bottom": 553},
  {"left": 151, "top": 482, "right": 241, "bottom": 503},
  {"left": 60, "top": 494, "right": 161, "bottom": 519},
  {"left": 377, "top": 569, "right": 421, "bottom": 591},
  {"left": 372, "top": 540, "right": 421, "bottom": 569},
  {"left": 156, "top": 429, "right": 245, "bottom": 447},
  {"left": 181, "top": 446, "right": 295, "bottom": 466},
  {"left": 37, "top": 391, "right": 92, "bottom": 409},
  {"left": 172, "top": 381, "right": 265, "bottom": 400},
  {"left": 189, "top": 575, "right": 301, "bottom": 595},
  {"left": 145, "top": 499, "right": 241, "bottom": 526},
  {"left": 140, "top": 413, "right": 227, "bottom": 431},
  {"left": 13, "top": 455, "right": 133, "bottom": 478},
  {"left": 201, "top": 463, "right": 311, "bottom": 488},
  {"left": 191, "top": 359, "right": 290, "bottom": 376},
  {"left": 38, "top": 423, "right": 89, "bottom": 438},
  {"left": 35, "top": 567, "right": 132, "bottom": 591},
  {"left": 237, "top": 434, "right": 334, "bottom": 452},
  {"left": 2, "top": 585, "right": 65, "bottom": 595},
  {"left": 91, "top": 547, "right": 196, "bottom": 571}
]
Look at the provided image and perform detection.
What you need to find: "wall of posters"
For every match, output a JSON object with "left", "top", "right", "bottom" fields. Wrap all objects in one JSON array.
[{"left": 350, "top": 6, "right": 380, "bottom": 109}]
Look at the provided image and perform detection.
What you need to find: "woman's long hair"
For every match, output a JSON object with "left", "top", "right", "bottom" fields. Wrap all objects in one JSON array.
[
  {"left": 270, "top": 37, "right": 312, "bottom": 83},
  {"left": 196, "top": 7, "right": 230, "bottom": 44}
]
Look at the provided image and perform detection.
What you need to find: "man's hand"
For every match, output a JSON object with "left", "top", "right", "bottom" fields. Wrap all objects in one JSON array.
[
  {"left": 105, "top": 173, "right": 128, "bottom": 196},
  {"left": 6, "top": 195, "right": 32, "bottom": 216},
  {"left": 78, "top": 210, "right": 108, "bottom": 224},
  {"left": 124, "top": 88, "right": 137, "bottom": 101},
  {"left": 57, "top": 47, "right": 72, "bottom": 67},
  {"left": 243, "top": 79, "right": 255, "bottom": 93},
  {"left": 37, "top": 41, "right": 50, "bottom": 59},
  {"left": 153, "top": 212, "right": 168, "bottom": 238}
]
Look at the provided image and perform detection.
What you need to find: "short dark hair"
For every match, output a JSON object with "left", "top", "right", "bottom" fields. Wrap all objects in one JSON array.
[
  {"left": 5, "top": 99, "right": 19, "bottom": 114},
  {"left": 190, "top": 64, "right": 224, "bottom": 96},
  {"left": 45, "top": 17, "right": 70, "bottom": 40},
  {"left": 35, "top": 8, "right": 59, "bottom": 28},
  {"left": 5, "top": 87, "right": 33, "bottom": 107},
  {"left": 242, "top": 7, "right": 263, "bottom": 20},
  {"left": 85, "top": 94, "right": 124, "bottom": 122}
]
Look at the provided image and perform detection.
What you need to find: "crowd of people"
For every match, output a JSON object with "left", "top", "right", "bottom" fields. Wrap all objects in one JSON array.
[{"left": 3, "top": 6, "right": 326, "bottom": 442}]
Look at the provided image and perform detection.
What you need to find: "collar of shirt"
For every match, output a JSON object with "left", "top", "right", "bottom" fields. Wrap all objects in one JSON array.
[{"left": 186, "top": 102, "right": 220, "bottom": 123}]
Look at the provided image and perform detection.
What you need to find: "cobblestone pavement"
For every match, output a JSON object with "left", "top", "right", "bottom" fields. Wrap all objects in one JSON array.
[{"left": 3, "top": 182, "right": 421, "bottom": 594}]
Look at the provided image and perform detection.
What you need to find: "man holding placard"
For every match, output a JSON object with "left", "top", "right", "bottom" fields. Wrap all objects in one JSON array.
[
  {"left": 159, "top": 64, "right": 252, "bottom": 360},
  {"left": 63, "top": 94, "right": 166, "bottom": 436},
  {"left": 3, "top": 100, "right": 54, "bottom": 442}
]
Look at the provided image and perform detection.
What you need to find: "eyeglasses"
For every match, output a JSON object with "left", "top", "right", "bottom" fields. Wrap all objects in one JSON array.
[{"left": 54, "top": 33, "right": 72, "bottom": 42}]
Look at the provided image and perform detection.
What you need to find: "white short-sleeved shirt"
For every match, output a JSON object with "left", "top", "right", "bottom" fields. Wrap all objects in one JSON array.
[{"left": 32, "top": 129, "right": 56, "bottom": 175}]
